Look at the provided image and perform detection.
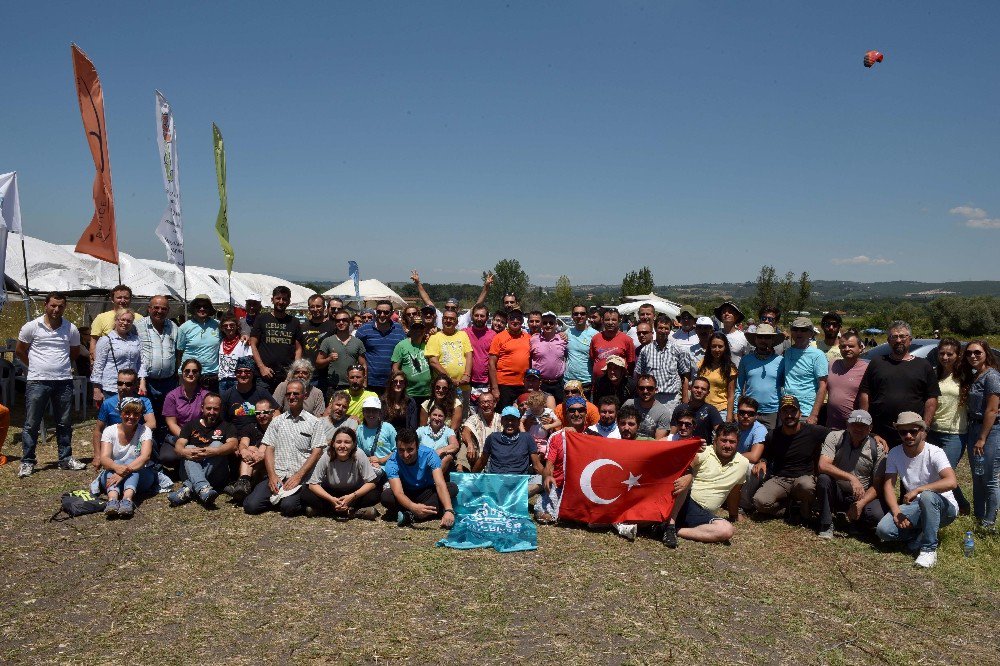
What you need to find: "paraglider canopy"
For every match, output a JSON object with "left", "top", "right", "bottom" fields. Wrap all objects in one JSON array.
[{"left": 864, "top": 50, "right": 884, "bottom": 68}]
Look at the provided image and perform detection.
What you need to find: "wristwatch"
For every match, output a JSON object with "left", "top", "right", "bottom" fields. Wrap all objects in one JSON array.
[{"left": 444, "top": 509, "right": 455, "bottom": 514}]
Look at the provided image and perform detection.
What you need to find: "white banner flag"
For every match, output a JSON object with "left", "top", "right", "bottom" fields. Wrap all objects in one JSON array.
[
  {"left": 0, "top": 171, "right": 23, "bottom": 307},
  {"left": 154, "top": 91, "right": 185, "bottom": 272}
]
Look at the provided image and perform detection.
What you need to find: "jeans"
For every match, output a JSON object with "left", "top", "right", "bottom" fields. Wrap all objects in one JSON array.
[
  {"left": 926, "top": 430, "right": 970, "bottom": 513},
  {"left": 21, "top": 379, "right": 75, "bottom": 465},
  {"left": 815, "top": 473, "right": 888, "bottom": 528},
  {"left": 182, "top": 444, "right": 230, "bottom": 493},
  {"left": 97, "top": 466, "right": 156, "bottom": 497},
  {"left": 876, "top": 491, "right": 957, "bottom": 552},
  {"left": 967, "top": 421, "right": 1000, "bottom": 526},
  {"left": 145, "top": 376, "right": 179, "bottom": 444},
  {"left": 218, "top": 377, "right": 236, "bottom": 394}
]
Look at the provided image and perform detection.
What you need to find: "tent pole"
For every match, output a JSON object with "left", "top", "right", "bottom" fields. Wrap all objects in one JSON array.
[
  {"left": 19, "top": 233, "right": 30, "bottom": 322},
  {"left": 117, "top": 262, "right": 122, "bottom": 286},
  {"left": 182, "top": 266, "right": 188, "bottom": 314}
]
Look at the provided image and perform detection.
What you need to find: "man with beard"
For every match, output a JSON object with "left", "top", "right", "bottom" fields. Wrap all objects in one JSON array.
[
  {"left": 240, "top": 293, "right": 263, "bottom": 336},
  {"left": 589, "top": 309, "right": 635, "bottom": 385},
  {"left": 223, "top": 397, "right": 276, "bottom": 502},
  {"left": 627, "top": 303, "right": 656, "bottom": 348},
  {"left": 316, "top": 308, "right": 367, "bottom": 396},
  {"left": 222, "top": 357, "right": 279, "bottom": 432},
  {"left": 250, "top": 286, "right": 303, "bottom": 393},
  {"left": 355, "top": 300, "right": 406, "bottom": 394},
  {"left": 168, "top": 394, "right": 239, "bottom": 507},
  {"left": 344, "top": 365, "right": 378, "bottom": 419}
]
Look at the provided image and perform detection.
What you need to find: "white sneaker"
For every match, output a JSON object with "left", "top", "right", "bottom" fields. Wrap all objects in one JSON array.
[
  {"left": 817, "top": 526, "right": 835, "bottom": 540},
  {"left": 614, "top": 523, "right": 637, "bottom": 542},
  {"left": 914, "top": 550, "right": 938, "bottom": 568},
  {"left": 18, "top": 462, "right": 35, "bottom": 478},
  {"left": 58, "top": 457, "right": 87, "bottom": 471}
]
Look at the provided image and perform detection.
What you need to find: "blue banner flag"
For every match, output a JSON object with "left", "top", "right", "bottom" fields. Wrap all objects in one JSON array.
[
  {"left": 437, "top": 473, "right": 537, "bottom": 553},
  {"left": 348, "top": 260, "right": 360, "bottom": 300}
]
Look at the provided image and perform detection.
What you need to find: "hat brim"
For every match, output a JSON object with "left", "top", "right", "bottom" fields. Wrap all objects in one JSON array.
[
  {"left": 189, "top": 299, "right": 217, "bottom": 314},
  {"left": 714, "top": 302, "right": 745, "bottom": 324}
]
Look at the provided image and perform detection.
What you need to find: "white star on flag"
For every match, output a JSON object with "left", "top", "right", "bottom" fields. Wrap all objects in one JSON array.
[{"left": 622, "top": 472, "right": 642, "bottom": 491}]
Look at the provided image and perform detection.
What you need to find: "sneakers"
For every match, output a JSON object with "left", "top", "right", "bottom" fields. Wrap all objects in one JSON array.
[
  {"left": 197, "top": 486, "right": 218, "bottom": 506},
  {"left": 914, "top": 550, "right": 938, "bottom": 568},
  {"left": 18, "top": 462, "right": 35, "bottom": 478},
  {"left": 397, "top": 510, "right": 414, "bottom": 527},
  {"left": 304, "top": 505, "right": 319, "bottom": 518},
  {"left": 58, "top": 457, "right": 87, "bottom": 471},
  {"left": 661, "top": 523, "right": 678, "bottom": 549},
  {"left": 615, "top": 523, "right": 637, "bottom": 542},
  {"left": 223, "top": 476, "right": 252, "bottom": 501},
  {"left": 105, "top": 499, "right": 120, "bottom": 518},
  {"left": 118, "top": 498, "right": 135, "bottom": 518},
  {"left": 167, "top": 486, "right": 193, "bottom": 507},
  {"left": 817, "top": 525, "right": 834, "bottom": 540},
  {"left": 353, "top": 506, "right": 379, "bottom": 521},
  {"left": 157, "top": 471, "right": 174, "bottom": 493}
]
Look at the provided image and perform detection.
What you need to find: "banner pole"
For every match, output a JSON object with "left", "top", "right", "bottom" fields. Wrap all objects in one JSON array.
[{"left": 19, "top": 233, "right": 30, "bottom": 321}]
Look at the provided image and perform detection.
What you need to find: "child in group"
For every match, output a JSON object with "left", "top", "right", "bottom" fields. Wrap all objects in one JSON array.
[
  {"left": 416, "top": 404, "right": 460, "bottom": 474},
  {"left": 519, "top": 390, "right": 561, "bottom": 457}
]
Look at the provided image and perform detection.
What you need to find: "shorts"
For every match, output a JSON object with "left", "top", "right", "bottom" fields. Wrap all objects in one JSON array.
[{"left": 676, "top": 495, "right": 721, "bottom": 528}]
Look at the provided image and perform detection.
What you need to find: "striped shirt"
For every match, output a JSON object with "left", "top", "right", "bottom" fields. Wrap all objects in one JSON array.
[
  {"left": 354, "top": 322, "right": 405, "bottom": 388},
  {"left": 261, "top": 410, "right": 330, "bottom": 479},
  {"left": 136, "top": 318, "right": 178, "bottom": 379}
]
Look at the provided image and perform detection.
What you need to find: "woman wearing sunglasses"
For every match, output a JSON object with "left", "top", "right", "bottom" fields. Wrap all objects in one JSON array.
[
  {"left": 962, "top": 340, "right": 1000, "bottom": 529},
  {"left": 159, "top": 359, "right": 208, "bottom": 467},
  {"left": 217, "top": 312, "right": 253, "bottom": 393}
]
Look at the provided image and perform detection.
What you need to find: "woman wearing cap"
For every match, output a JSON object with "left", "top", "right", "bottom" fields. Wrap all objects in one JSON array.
[
  {"left": 697, "top": 332, "right": 736, "bottom": 421},
  {"left": 91, "top": 308, "right": 146, "bottom": 408},
  {"left": 961, "top": 339, "right": 1000, "bottom": 528},
  {"left": 357, "top": 395, "right": 397, "bottom": 471},
  {"left": 218, "top": 312, "right": 253, "bottom": 393},
  {"left": 97, "top": 398, "right": 156, "bottom": 518},
  {"left": 715, "top": 301, "right": 749, "bottom": 365},
  {"left": 420, "top": 374, "right": 462, "bottom": 432},
  {"left": 382, "top": 370, "right": 419, "bottom": 430},
  {"left": 177, "top": 295, "right": 221, "bottom": 391},
  {"left": 273, "top": 360, "right": 326, "bottom": 416},
  {"left": 926, "top": 338, "right": 970, "bottom": 515}
]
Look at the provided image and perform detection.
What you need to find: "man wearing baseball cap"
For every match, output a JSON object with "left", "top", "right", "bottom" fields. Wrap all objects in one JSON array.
[
  {"left": 686, "top": 316, "right": 716, "bottom": 379},
  {"left": 815, "top": 410, "right": 888, "bottom": 539},
  {"left": 239, "top": 293, "right": 263, "bottom": 337},
  {"left": 743, "top": 395, "right": 828, "bottom": 523},
  {"left": 875, "top": 411, "right": 958, "bottom": 568}
]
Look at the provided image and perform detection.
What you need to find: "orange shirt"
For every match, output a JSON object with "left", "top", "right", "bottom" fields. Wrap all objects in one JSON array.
[{"left": 488, "top": 330, "right": 531, "bottom": 386}]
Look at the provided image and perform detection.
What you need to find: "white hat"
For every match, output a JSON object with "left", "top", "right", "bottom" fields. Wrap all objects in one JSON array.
[
  {"left": 695, "top": 316, "right": 715, "bottom": 327},
  {"left": 245, "top": 292, "right": 263, "bottom": 305},
  {"left": 362, "top": 395, "right": 382, "bottom": 410}
]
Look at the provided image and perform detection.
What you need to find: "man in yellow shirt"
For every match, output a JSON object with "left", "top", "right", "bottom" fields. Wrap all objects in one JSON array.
[
  {"left": 661, "top": 422, "right": 750, "bottom": 547},
  {"left": 89, "top": 285, "right": 143, "bottom": 358},
  {"left": 425, "top": 307, "right": 473, "bottom": 391},
  {"left": 344, "top": 365, "right": 377, "bottom": 420}
]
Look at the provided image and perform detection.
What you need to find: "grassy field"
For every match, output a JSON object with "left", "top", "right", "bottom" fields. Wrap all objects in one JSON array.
[{"left": 0, "top": 412, "right": 997, "bottom": 665}]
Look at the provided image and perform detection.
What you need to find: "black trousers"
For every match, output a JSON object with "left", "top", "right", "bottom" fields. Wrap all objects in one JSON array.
[
  {"left": 300, "top": 483, "right": 381, "bottom": 513},
  {"left": 541, "top": 379, "right": 565, "bottom": 405},
  {"left": 816, "top": 473, "right": 888, "bottom": 528},
  {"left": 498, "top": 384, "right": 524, "bottom": 409},
  {"left": 380, "top": 482, "right": 458, "bottom": 521},
  {"left": 243, "top": 479, "right": 305, "bottom": 516}
]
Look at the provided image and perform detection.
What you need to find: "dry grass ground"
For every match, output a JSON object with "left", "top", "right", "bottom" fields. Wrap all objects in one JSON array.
[{"left": 0, "top": 414, "right": 997, "bottom": 665}]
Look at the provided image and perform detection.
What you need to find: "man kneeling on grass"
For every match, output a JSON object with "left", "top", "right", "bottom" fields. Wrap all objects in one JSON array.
[
  {"left": 473, "top": 406, "right": 544, "bottom": 499},
  {"left": 381, "top": 427, "right": 457, "bottom": 528},
  {"left": 302, "top": 426, "right": 381, "bottom": 520},
  {"left": 661, "top": 422, "right": 749, "bottom": 548}
]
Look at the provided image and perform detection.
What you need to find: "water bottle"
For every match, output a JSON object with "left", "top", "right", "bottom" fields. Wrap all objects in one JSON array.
[
  {"left": 972, "top": 454, "right": 986, "bottom": 477},
  {"left": 963, "top": 531, "right": 975, "bottom": 558}
]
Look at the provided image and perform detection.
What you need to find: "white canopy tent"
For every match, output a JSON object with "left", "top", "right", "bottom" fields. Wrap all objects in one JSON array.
[
  {"left": 236, "top": 272, "right": 316, "bottom": 309},
  {"left": 142, "top": 259, "right": 234, "bottom": 305},
  {"left": 612, "top": 300, "right": 681, "bottom": 320},
  {"left": 323, "top": 278, "right": 408, "bottom": 308},
  {"left": 5, "top": 235, "right": 99, "bottom": 293},
  {"left": 61, "top": 246, "right": 181, "bottom": 299}
]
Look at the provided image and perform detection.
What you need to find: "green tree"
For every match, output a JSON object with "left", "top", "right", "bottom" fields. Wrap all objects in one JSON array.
[
  {"left": 620, "top": 266, "right": 655, "bottom": 301},
  {"left": 549, "top": 275, "right": 574, "bottom": 313},
  {"left": 750, "top": 265, "right": 776, "bottom": 318},
  {"left": 486, "top": 259, "right": 530, "bottom": 312},
  {"left": 792, "top": 271, "right": 812, "bottom": 315}
]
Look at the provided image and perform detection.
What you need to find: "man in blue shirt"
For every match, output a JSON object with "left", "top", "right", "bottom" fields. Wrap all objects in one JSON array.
[
  {"left": 777, "top": 317, "right": 829, "bottom": 425},
  {"left": 354, "top": 300, "right": 405, "bottom": 394},
  {"left": 565, "top": 304, "right": 597, "bottom": 392},
  {"left": 736, "top": 397, "right": 768, "bottom": 453},
  {"left": 90, "top": 369, "right": 155, "bottom": 468},
  {"left": 380, "top": 427, "right": 457, "bottom": 528},
  {"left": 736, "top": 324, "right": 784, "bottom": 432}
]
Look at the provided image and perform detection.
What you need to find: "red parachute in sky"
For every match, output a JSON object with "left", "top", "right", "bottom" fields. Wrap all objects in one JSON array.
[{"left": 864, "top": 50, "right": 884, "bottom": 68}]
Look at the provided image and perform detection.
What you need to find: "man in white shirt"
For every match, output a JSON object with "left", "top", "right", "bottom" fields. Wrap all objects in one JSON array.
[
  {"left": 15, "top": 292, "right": 85, "bottom": 477},
  {"left": 626, "top": 303, "right": 656, "bottom": 348},
  {"left": 669, "top": 307, "right": 699, "bottom": 351},
  {"left": 875, "top": 411, "right": 959, "bottom": 568}
]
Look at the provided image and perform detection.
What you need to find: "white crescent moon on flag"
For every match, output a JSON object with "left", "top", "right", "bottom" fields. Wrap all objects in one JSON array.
[{"left": 580, "top": 458, "right": 623, "bottom": 505}]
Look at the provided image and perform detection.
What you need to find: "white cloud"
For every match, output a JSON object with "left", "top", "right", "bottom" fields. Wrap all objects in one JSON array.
[
  {"left": 831, "top": 255, "right": 894, "bottom": 266},
  {"left": 949, "top": 204, "right": 1000, "bottom": 229}
]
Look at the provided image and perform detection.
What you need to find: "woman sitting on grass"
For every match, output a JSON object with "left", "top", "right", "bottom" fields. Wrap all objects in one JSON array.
[
  {"left": 98, "top": 398, "right": 155, "bottom": 519},
  {"left": 302, "top": 426, "right": 381, "bottom": 520}
]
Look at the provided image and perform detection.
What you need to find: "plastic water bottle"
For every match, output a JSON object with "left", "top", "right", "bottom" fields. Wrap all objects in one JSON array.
[
  {"left": 972, "top": 454, "right": 986, "bottom": 477},
  {"left": 963, "top": 531, "right": 975, "bottom": 558}
]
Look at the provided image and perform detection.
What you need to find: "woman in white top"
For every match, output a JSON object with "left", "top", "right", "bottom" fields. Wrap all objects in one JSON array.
[
  {"left": 91, "top": 308, "right": 146, "bottom": 407},
  {"left": 927, "top": 338, "right": 970, "bottom": 514},
  {"left": 98, "top": 398, "right": 155, "bottom": 518},
  {"left": 217, "top": 312, "right": 253, "bottom": 393}
]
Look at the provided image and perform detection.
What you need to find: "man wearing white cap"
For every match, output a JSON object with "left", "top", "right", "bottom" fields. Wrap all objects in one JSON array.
[
  {"left": 815, "top": 409, "right": 888, "bottom": 539},
  {"left": 875, "top": 411, "right": 958, "bottom": 568},
  {"left": 239, "top": 293, "right": 263, "bottom": 337}
]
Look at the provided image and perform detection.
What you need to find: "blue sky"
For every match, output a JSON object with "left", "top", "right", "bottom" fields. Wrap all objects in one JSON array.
[{"left": 3, "top": 2, "right": 999, "bottom": 286}]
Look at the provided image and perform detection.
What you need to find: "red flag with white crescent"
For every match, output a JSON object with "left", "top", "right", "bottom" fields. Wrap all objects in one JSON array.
[{"left": 560, "top": 431, "right": 701, "bottom": 524}]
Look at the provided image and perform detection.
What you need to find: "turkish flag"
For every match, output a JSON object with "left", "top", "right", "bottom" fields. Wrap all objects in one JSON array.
[{"left": 560, "top": 431, "right": 701, "bottom": 524}]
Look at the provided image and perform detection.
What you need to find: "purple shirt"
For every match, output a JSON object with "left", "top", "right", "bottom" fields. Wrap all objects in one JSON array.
[
  {"left": 530, "top": 333, "right": 568, "bottom": 381},
  {"left": 162, "top": 386, "right": 208, "bottom": 430},
  {"left": 826, "top": 359, "right": 869, "bottom": 429}
]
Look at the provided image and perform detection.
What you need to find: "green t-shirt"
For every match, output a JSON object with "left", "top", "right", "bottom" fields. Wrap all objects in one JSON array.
[{"left": 391, "top": 338, "right": 432, "bottom": 398}]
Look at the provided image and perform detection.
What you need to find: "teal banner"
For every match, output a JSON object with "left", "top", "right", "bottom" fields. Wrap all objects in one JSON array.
[{"left": 437, "top": 473, "right": 537, "bottom": 553}]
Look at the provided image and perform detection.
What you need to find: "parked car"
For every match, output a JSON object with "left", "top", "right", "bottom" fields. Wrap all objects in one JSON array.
[{"left": 862, "top": 338, "right": 1000, "bottom": 367}]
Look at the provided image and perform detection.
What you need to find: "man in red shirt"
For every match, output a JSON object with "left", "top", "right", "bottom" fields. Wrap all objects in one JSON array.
[
  {"left": 589, "top": 309, "right": 636, "bottom": 384},
  {"left": 488, "top": 309, "right": 531, "bottom": 408}
]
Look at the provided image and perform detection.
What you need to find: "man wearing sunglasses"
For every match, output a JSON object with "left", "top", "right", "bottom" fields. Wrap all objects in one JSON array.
[
  {"left": 566, "top": 304, "right": 598, "bottom": 395},
  {"left": 224, "top": 398, "right": 276, "bottom": 502},
  {"left": 317, "top": 309, "right": 367, "bottom": 397},
  {"left": 354, "top": 299, "right": 405, "bottom": 394},
  {"left": 875, "top": 412, "right": 958, "bottom": 568},
  {"left": 222, "top": 357, "right": 279, "bottom": 432},
  {"left": 777, "top": 316, "right": 828, "bottom": 426},
  {"left": 240, "top": 293, "right": 263, "bottom": 337},
  {"left": 623, "top": 375, "right": 671, "bottom": 440},
  {"left": 410, "top": 269, "right": 492, "bottom": 331},
  {"left": 636, "top": 314, "right": 690, "bottom": 412},
  {"left": 91, "top": 369, "right": 156, "bottom": 471}
]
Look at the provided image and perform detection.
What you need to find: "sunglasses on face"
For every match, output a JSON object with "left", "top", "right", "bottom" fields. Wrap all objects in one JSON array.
[
  {"left": 677, "top": 421, "right": 694, "bottom": 428},
  {"left": 966, "top": 350, "right": 985, "bottom": 356},
  {"left": 737, "top": 410, "right": 757, "bottom": 417},
  {"left": 182, "top": 369, "right": 201, "bottom": 376},
  {"left": 897, "top": 428, "right": 921, "bottom": 437},
  {"left": 761, "top": 315, "right": 776, "bottom": 322},
  {"left": 117, "top": 381, "right": 135, "bottom": 387},
  {"left": 637, "top": 385, "right": 656, "bottom": 392},
  {"left": 257, "top": 409, "right": 274, "bottom": 415},
  {"left": 286, "top": 391, "right": 302, "bottom": 397},
  {"left": 567, "top": 407, "right": 586, "bottom": 413}
]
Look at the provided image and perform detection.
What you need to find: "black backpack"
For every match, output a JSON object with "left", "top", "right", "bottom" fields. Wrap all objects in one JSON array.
[{"left": 49, "top": 490, "right": 107, "bottom": 521}]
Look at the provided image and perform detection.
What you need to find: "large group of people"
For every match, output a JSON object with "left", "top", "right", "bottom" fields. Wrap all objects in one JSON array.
[{"left": 9, "top": 276, "right": 998, "bottom": 568}]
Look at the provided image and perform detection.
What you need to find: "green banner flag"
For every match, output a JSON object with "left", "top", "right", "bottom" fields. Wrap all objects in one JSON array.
[{"left": 212, "top": 123, "right": 234, "bottom": 274}]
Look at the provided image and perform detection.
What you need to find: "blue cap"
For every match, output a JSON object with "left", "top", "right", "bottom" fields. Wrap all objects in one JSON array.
[
  {"left": 524, "top": 368, "right": 542, "bottom": 378},
  {"left": 565, "top": 396, "right": 586, "bottom": 408},
  {"left": 500, "top": 406, "right": 521, "bottom": 419}
]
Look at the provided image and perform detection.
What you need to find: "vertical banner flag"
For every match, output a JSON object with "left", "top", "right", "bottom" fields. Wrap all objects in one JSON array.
[
  {"left": 71, "top": 44, "right": 118, "bottom": 264},
  {"left": 348, "top": 260, "right": 360, "bottom": 300},
  {"left": 0, "top": 171, "right": 22, "bottom": 307},
  {"left": 437, "top": 473, "right": 537, "bottom": 552},
  {"left": 154, "top": 91, "right": 185, "bottom": 271},
  {"left": 212, "top": 123, "right": 234, "bottom": 274},
  {"left": 559, "top": 432, "right": 701, "bottom": 524}
]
